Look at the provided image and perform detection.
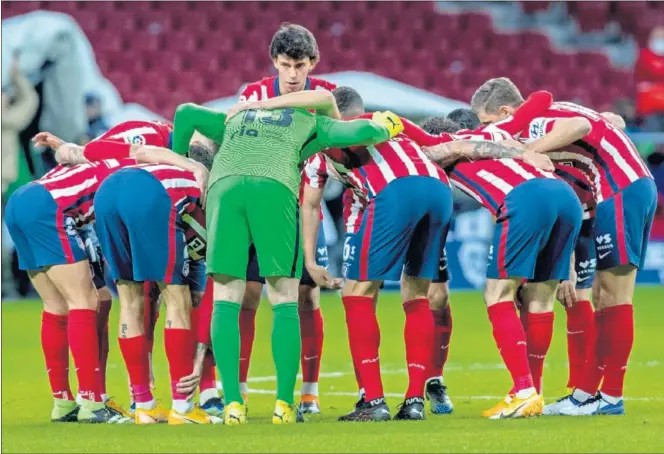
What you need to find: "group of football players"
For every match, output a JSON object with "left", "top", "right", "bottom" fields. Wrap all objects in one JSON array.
[{"left": 5, "top": 21, "right": 656, "bottom": 425}]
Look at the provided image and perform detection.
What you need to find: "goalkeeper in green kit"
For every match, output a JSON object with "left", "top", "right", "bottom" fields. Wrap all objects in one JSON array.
[{"left": 172, "top": 89, "right": 403, "bottom": 425}]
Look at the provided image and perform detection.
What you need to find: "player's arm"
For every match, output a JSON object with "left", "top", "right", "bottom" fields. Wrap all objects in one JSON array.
[
  {"left": 229, "top": 90, "right": 342, "bottom": 120},
  {"left": 301, "top": 185, "right": 323, "bottom": 266},
  {"left": 525, "top": 117, "right": 592, "bottom": 154},
  {"left": 489, "top": 90, "right": 553, "bottom": 136},
  {"left": 314, "top": 112, "right": 401, "bottom": 149},
  {"left": 172, "top": 103, "right": 227, "bottom": 154},
  {"left": 424, "top": 140, "right": 554, "bottom": 171}
]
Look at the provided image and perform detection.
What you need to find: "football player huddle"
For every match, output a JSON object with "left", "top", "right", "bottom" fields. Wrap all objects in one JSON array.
[{"left": 7, "top": 22, "right": 654, "bottom": 425}]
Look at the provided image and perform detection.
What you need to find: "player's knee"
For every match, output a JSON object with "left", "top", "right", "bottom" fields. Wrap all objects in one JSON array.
[
  {"left": 427, "top": 283, "right": 449, "bottom": 310},
  {"left": 297, "top": 285, "right": 320, "bottom": 311},
  {"left": 342, "top": 279, "right": 380, "bottom": 297},
  {"left": 576, "top": 288, "right": 592, "bottom": 303},
  {"left": 484, "top": 278, "right": 519, "bottom": 307},
  {"left": 266, "top": 277, "right": 299, "bottom": 304},
  {"left": 400, "top": 274, "right": 430, "bottom": 301},
  {"left": 522, "top": 281, "right": 557, "bottom": 313},
  {"left": 212, "top": 274, "right": 246, "bottom": 303}
]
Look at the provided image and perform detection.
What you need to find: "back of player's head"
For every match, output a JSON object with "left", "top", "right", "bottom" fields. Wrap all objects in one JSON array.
[
  {"left": 332, "top": 86, "right": 364, "bottom": 117},
  {"left": 421, "top": 117, "right": 461, "bottom": 135},
  {"left": 270, "top": 23, "right": 319, "bottom": 63},
  {"left": 188, "top": 142, "right": 215, "bottom": 171},
  {"left": 470, "top": 77, "right": 524, "bottom": 115},
  {"left": 447, "top": 108, "right": 481, "bottom": 130}
]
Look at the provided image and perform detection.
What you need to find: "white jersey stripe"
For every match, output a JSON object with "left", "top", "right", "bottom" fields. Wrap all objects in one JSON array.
[
  {"left": 611, "top": 129, "right": 652, "bottom": 177},
  {"left": 500, "top": 159, "right": 536, "bottom": 180},
  {"left": 390, "top": 142, "right": 418, "bottom": 175},
  {"left": 411, "top": 143, "right": 440, "bottom": 178},
  {"left": 136, "top": 164, "right": 186, "bottom": 173},
  {"left": 600, "top": 137, "right": 639, "bottom": 183},
  {"left": 477, "top": 170, "right": 513, "bottom": 195},
  {"left": 305, "top": 154, "right": 324, "bottom": 188},
  {"left": 48, "top": 177, "right": 99, "bottom": 199},
  {"left": 161, "top": 178, "right": 199, "bottom": 190},
  {"left": 450, "top": 179, "right": 484, "bottom": 205},
  {"left": 367, "top": 146, "right": 396, "bottom": 184},
  {"left": 39, "top": 164, "right": 93, "bottom": 185},
  {"left": 107, "top": 126, "right": 158, "bottom": 140}
]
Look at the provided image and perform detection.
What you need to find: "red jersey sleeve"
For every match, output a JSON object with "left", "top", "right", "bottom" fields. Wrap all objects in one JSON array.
[
  {"left": 302, "top": 153, "right": 329, "bottom": 189},
  {"left": 490, "top": 90, "right": 553, "bottom": 137}
]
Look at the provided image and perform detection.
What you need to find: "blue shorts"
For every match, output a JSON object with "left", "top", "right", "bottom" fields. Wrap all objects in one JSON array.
[
  {"left": 593, "top": 177, "right": 657, "bottom": 271},
  {"left": 346, "top": 176, "right": 453, "bottom": 281},
  {"left": 574, "top": 219, "right": 596, "bottom": 290},
  {"left": 246, "top": 228, "right": 327, "bottom": 286},
  {"left": 93, "top": 168, "right": 189, "bottom": 284},
  {"left": 5, "top": 183, "right": 87, "bottom": 271},
  {"left": 488, "top": 178, "right": 583, "bottom": 281},
  {"left": 79, "top": 224, "right": 107, "bottom": 290}
]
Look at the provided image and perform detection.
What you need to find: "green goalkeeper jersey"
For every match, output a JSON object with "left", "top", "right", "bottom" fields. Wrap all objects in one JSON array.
[{"left": 172, "top": 103, "right": 391, "bottom": 196}]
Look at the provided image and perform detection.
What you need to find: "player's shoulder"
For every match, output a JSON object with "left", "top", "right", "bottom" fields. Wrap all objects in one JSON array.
[{"left": 239, "top": 76, "right": 275, "bottom": 99}]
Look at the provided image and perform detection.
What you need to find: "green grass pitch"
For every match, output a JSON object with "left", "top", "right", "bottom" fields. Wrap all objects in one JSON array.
[{"left": 2, "top": 287, "right": 663, "bottom": 453}]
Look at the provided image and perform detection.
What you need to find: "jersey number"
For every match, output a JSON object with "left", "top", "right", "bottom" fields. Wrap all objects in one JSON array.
[{"left": 243, "top": 108, "right": 295, "bottom": 128}]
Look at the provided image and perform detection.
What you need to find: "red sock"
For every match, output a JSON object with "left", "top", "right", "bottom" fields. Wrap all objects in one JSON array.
[
  {"left": 239, "top": 308, "right": 256, "bottom": 384},
  {"left": 526, "top": 312, "right": 554, "bottom": 394},
  {"left": 599, "top": 305, "right": 634, "bottom": 398},
  {"left": 565, "top": 300, "right": 594, "bottom": 389},
  {"left": 343, "top": 295, "right": 383, "bottom": 401},
  {"left": 200, "top": 350, "right": 217, "bottom": 392},
  {"left": 165, "top": 328, "right": 195, "bottom": 401},
  {"left": 41, "top": 312, "right": 73, "bottom": 400},
  {"left": 118, "top": 335, "right": 153, "bottom": 403},
  {"left": 487, "top": 302, "right": 534, "bottom": 393},
  {"left": 429, "top": 304, "right": 452, "bottom": 379},
  {"left": 96, "top": 299, "right": 112, "bottom": 396},
  {"left": 576, "top": 311, "right": 605, "bottom": 395},
  {"left": 143, "top": 281, "right": 160, "bottom": 355},
  {"left": 300, "top": 308, "right": 324, "bottom": 384},
  {"left": 68, "top": 309, "right": 102, "bottom": 402},
  {"left": 352, "top": 356, "right": 364, "bottom": 392},
  {"left": 404, "top": 299, "right": 434, "bottom": 399}
]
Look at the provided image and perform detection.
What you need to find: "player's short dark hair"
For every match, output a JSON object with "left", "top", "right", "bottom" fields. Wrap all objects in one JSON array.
[
  {"left": 421, "top": 117, "right": 461, "bottom": 135},
  {"left": 188, "top": 142, "right": 215, "bottom": 171},
  {"left": 332, "top": 86, "right": 364, "bottom": 117},
  {"left": 270, "top": 23, "right": 319, "bottom": 62},
  {"left": 447, "top": 108, "right": 481, "bottom": 130},
  {"left": 470, "top": 77, "right": 524, "bottom": 115}
]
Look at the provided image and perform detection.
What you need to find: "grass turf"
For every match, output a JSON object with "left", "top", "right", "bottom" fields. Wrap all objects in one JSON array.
[{"left": 2, "top": 287, "right": 663, "bottom": 453}]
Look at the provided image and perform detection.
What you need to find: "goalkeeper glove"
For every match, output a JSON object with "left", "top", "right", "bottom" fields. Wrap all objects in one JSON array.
[{"left": 372, "top": 110, "right": 404, "bottom": 139}]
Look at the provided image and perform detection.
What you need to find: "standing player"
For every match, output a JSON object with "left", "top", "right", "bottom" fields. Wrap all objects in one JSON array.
[
  {"left": 422, "top": 133, "right": 581, "bottom": 419},
  {"left": 93, "top": 150, "right": 219, "bottom": 425},
  {"left": 172, "top": 91, "right": 403, "bottom": 425},
  {"left": 235, "top": 23, "right": 336, "bottom": 414},
  {"left": 470, "top": 78, "right": 657, "bottom": 415}
]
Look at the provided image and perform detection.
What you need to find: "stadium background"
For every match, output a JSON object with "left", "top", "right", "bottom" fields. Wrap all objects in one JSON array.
[
  {"left": 2, "top": 0, "right": 663, "bottom": 297},
  {"left": 1, "top": 2, "right": 664, "bottom": 452}
]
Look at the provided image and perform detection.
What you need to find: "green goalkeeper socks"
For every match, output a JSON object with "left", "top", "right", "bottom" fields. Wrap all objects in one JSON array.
[
  {"left": 272, "top": 303, "right": 301, "bottom": 405},
  {"left": 211, "top": 301, "right": 243, "bottom": 405}
]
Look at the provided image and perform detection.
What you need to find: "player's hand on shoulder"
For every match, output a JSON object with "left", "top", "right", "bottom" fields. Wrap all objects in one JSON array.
[
  {"left": 520, "top": 150, "right": 554, "bottom": 172},
  {"left": 226, "top": 101, "right": 259, "bottom": 122},
  {"left": 306, "top": 263, "right": 343, "bottom": 290},
  {"left": 372, "top": 110, "right": 404, "bottom": 139}
]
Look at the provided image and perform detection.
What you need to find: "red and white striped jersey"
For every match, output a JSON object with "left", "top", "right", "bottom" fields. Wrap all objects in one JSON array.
[
  {"left": 517, "top": 102, "right": 652, "bottom": 202},
  {"left": 300, "top": 153, "right": 330, "bottom": 221},
  {"left": 38, "top": 158, "right": 136, "bottom": 227},
  {"left": 449, "top": 158, "right": 557, "bottom": 215},
  {"left": 342, "top": 186, "right": 369, "bottom": 234},
  {"left": 553, "top": 163, "right": 596, "bottom": 220},
  {"left": 128, "top": 164, "right": 206, "bottom": 260},
  {"left": 238, "top": 76, "right": 337, "bottom": 102},
  {"left": 93, "top": 120, "right": 173, "bottom": 147}
]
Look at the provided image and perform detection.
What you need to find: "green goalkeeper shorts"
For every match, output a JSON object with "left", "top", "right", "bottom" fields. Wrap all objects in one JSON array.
[{"left": 205, "top": 175, "right": 303, "bottom": 280}]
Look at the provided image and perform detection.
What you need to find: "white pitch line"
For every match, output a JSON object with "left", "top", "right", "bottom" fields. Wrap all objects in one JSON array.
[{"left": 246, "top": 388, "right": 664, "bottom": 402}]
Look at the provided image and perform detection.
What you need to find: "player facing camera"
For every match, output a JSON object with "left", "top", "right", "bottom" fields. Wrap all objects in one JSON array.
[{"left": 271, "top": 23, "right": 320, "bottom": 94}]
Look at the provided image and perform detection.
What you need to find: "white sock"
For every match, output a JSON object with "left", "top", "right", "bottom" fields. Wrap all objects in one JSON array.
[
  {"left": 172, "top": 399, "right": 193, "bottom": 414},
  {"left": 573, "top": 389, "right": 594, "bottom": 402},
  {"left": 135, "top": 398, "right": 157, "bottom": 410},
  {"left": 101, "top": 393, "right": 109, "bottom": 403},
  {"left": 599, "top": 392, "right": 621, "bottom": 405},
  {"left": 216, "top": 380, "right": 223, "bottom": 391},
  {"left": 301, "top": 382, "right": 318, "bottom": 396},
  {"left": 200, "top": 388, "right": 219, "bottom": 405},
  {"left": 239, "top": 382, "right": 249, "bottom": 395},
  {"left": 515, "top": 387, "right": 536, "bottom": 399},
  {"left": 358, "top": 388, "right": 365, "bottom": 399}
]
